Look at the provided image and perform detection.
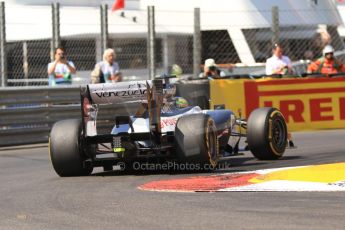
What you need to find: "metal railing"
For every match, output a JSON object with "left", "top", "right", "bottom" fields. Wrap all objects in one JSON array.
[
  {"left": 0, "top": 78, "right": 211, "bottom": 147},
  {"left": 0, "top": 86, "right": 139, "bottom": 146}
]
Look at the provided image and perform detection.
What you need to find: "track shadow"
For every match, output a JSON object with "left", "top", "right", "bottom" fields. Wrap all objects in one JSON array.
[
  {"left": 91, "top": 167, "right": 216, "bottom": 177},
  {"left": 278, "top": 155, "right": 303, "bottom": 161},
  {"left": 91, "top": 155, "right": 303, "bottom": 177},
  {"left": 221, "top": 157, "right": 263, "bottom": 167}
]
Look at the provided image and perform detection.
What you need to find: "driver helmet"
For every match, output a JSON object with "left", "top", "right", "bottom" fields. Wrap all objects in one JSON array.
[{"left": 175, "top": 97, "right": 189, "bottom": 108}]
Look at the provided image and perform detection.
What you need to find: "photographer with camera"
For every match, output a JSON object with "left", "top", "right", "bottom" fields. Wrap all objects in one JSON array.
[
  {"left": 199, "top": 58, "right": 224, "bottom": 79},
  {"left": 47, "top": 47, "right": 76, "bottom": 86},
  {"left": 265, "top": 44, "right": 293, "bottom": 76}
]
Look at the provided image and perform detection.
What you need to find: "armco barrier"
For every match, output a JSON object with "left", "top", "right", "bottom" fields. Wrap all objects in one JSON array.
[
  {"left": 3, "top": 77, "right": 341, "bottom": 147},
  {"left": 210, "top": 77, "right": 345, "bottom": 131},
  {"left": 0, "top": 81, "right": 209, "bottom": 147},
  {"left": 0, "top": 86, "right": 138, "bottom": 147}
]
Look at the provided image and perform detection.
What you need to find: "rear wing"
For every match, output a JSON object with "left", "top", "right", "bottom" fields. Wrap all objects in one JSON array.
[
  {"left": 87, "top": 80, "right": 153, "bottom": 105},
  {"left": 81, "top": 80, "right": 164, "bottom": 138}
]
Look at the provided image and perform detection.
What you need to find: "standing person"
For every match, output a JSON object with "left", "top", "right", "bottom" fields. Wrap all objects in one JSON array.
[
  {"left": 265, "top": 44, "right": 293, "bottom": 75},
  {"left": 307, "top": 45, "right": 345, "bottom": 75},
  {"left": 47, "top": 47, "right": 76, "bottom": 86},
  {"left": 91, "top": 48, "right": 122, "bottom": 83}
]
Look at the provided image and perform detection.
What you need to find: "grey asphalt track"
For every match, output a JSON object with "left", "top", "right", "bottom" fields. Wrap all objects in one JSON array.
[{"left": 0, "top": 130, "right": 344, "bottom": 230}]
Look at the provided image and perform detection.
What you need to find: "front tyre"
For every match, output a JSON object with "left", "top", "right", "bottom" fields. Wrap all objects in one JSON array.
[
  {"left": 49, "top": 119, "right": 93, "bottom": 177},
  {"left": 247, "top": 107, "right": 287, "bottom": 160}
]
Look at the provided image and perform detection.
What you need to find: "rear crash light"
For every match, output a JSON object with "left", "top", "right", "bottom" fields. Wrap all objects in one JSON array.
[
  {"left": 83, "top": 97, "right": 98, "bottom": 136},
  {"left": 83, "top": 97, "right": 97, "bottom": 122}
]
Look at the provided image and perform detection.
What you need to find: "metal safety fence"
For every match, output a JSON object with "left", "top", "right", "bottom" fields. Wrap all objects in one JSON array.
[
  {"left": 0, "top": 86, "right": 139, "bottom": 146},
  {"left": 1, "top": 1, "right": 345, "bottom": 87},
  {"left": 0, "top": 79, "right": 210, "bottom": 146}
]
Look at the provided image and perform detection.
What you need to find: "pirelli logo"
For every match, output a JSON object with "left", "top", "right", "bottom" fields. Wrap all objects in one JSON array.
[{"left": 243, "top": 78, "right": 345, "bottom": 126}]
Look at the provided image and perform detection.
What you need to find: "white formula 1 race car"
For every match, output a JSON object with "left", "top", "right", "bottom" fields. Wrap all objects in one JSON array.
[{"left": 49, "top": 78, "right": 292, "bottom": 176}]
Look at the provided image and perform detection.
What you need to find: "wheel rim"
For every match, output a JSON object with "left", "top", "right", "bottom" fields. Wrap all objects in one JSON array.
[
  {"left": 271, "top": 117, "right": 286, "bottom": 151},
  {"left": 206, "top": 120, "right": 218, "bottom": 167}
]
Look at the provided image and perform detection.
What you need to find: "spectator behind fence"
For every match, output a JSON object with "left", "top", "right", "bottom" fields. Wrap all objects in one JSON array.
[
  {"left": 91, "top": 48, "right": 122, "bottom": 83},
  {"left": 199, "top": 58, "right": 225, "bottom": 79},
  {"left": 307, "top": 45, "right": 345, "bottom": 75},
  {"left": 47, "top": 47, "right": 76, "bottom": 86},
  {"left": 265, "top": 44, "right": 293, "bottom": 76}
]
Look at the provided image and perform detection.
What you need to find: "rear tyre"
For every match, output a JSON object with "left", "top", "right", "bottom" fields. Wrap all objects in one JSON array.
[
  {"left": 175, "top": 114, "right": 219, "bottom": 169},
  {"left": 247, "top": 107, "right": 287, "bottom": 160},
  {"left": 49, "top": 119, "right": 93, "bottom": 177}
]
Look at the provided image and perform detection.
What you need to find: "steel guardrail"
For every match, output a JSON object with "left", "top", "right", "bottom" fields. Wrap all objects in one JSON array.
[
  {"left": 0, "top": 80, "right": 210, "bottom": 147},
  {"left": 0, "top": 86, "right": 139, "bottom": 147}
]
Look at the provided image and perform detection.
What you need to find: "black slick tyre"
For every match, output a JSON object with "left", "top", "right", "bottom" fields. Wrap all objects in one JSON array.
[
  {"left": 175, "top": 113, "right": 219, "bottom": 168},
  {"left": 49, "top": 119, "right": 93, "bottom": 177},
  {"left": 247, "top": 107, "right": 287, "bottom": 160}
]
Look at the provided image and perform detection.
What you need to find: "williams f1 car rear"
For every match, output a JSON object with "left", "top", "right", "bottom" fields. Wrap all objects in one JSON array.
[{"left": 49, "top": 79, "right": 291, "bottom": 176}]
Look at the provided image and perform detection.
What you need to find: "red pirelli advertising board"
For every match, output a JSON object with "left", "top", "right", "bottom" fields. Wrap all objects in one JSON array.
[{"left": 210, "top": 78, "right": 345, "bottom": 131}]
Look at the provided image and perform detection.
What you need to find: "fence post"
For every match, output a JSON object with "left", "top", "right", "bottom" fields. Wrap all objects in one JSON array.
[
  {"left": 51, "top": 2, "right": 60, "bottom": 61},
  {"left": 23, "top": 41, "right": 28, "bottom": 86},
  {"left": 100, "top": 4, "right": 109, "bottom": 56},
  {"left": 0, "top": 1, "right": 7, "bottom": 87},
  {"left": 271, "top": 6, "right": 280, "bottom": 46},
  {"left": 193, "top": 8, "right": 201, "bottom": 77},
  {"left": 162, "top": 35, "right": 169, "bottom": 74},
  {"left": 147, "top": 5, "right": 156, "bottom": 80}
]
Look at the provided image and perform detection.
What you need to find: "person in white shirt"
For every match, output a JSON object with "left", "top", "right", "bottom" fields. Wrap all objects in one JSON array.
[
  {"left": 265, "top": 44, "right": 293, "bottom": 75},
  {"left": 91, "top": 48, "right": 122, "bottom": 83},
  {"left": 47, "top": 47, "right": 76, "bottom": 86}
]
